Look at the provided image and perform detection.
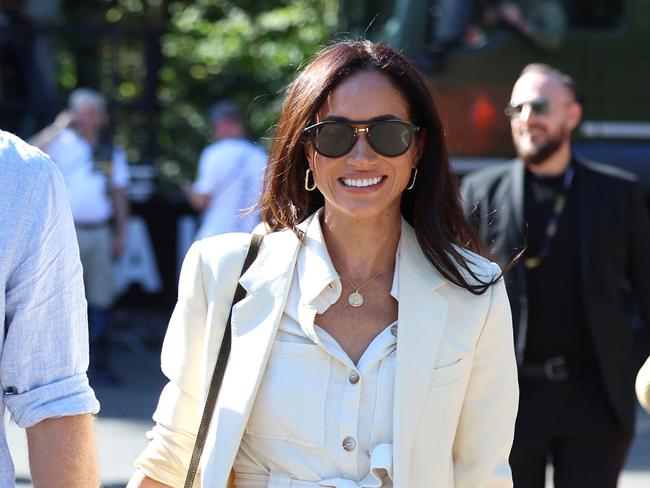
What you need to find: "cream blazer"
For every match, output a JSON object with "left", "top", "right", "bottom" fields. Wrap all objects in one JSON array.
[{"left": 136, "top": 221, "right": 519, "bottom": 488}]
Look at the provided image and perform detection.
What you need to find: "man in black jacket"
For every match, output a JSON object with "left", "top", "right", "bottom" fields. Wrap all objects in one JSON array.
[{"left": 460, "top": 64, "right": 650, "bottom": 487}]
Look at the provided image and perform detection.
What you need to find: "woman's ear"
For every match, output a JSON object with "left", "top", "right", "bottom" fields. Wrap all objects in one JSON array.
[{"left": 303, "top": 139, "right": 315, "bottom": 168}]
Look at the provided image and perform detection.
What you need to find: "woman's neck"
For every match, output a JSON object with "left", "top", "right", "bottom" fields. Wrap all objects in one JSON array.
[{"left": 320, "top": 209, "right": 401, "bottom": 282}]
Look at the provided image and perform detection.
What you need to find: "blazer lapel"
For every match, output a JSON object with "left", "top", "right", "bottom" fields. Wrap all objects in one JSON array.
[
  {"left": 202, "top": 229, "right": 301, "bottom": 487},
  {"left": 488, "top": 161, "right": 524, "bottom": 260},
  {"left": 508, "top": 160, "right": 525, "bottom": 241},
  {"left": 393, "top": 223, "right": 449, "bottom": 488}
]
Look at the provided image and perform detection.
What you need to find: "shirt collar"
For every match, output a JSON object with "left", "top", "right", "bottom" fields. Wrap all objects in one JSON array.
[
  {"left": 296, "top": 209, "right": 341, "bottom": 313},
  {"left": 296, "top": 209, "right": 401, "bottom": 315},
  {"left": 390, "top": 241, "right": 400, "bottom": 300}
]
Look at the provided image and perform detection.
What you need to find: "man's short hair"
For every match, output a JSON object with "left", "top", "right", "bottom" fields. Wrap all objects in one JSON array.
[
  {"left": 519, "top": 63, "right": 582, "bottom": 106},
  {"left": 68, "top": 88, "right": 107, "bottom": 114},
  {"left": 208, "top": 100, "right": 242, "bottom": 126}
]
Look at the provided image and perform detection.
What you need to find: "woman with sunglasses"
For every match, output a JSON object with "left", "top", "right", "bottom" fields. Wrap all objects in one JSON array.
[{"left": 129, "top": 40, "right": 518, "bottom": 488}]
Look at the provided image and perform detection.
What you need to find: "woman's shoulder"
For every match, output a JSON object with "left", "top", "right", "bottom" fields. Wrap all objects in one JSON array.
[
  {"left": 451, "top": 244, "right": 502, "bottom": 286},
  {"left": 192, "top": 228, "right": 298, "bottom": 268},
  {"left": 193, "top": 232, "right": 253, "bottom": 261},
  {"left": 401, "top": 220, "right": 501, "bottom": 288}
]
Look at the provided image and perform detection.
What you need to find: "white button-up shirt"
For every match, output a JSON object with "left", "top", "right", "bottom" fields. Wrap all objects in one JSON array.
[
  {"left": 192, "top": 138, "right": 267, "bottom": 240},
  {"left": 234, "top": 211, "right": 399, "bottom": 488},
  {"left": 0, "top": 131, "right": 100, "bottom": 487},
  {"left": 46, "top": 128, "right": 130, "bottom": 224}
]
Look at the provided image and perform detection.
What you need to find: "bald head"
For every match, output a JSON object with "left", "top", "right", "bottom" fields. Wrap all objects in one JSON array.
[
  {"left": 509, "top": 65, "right": 582, "bottom": 174},
  {"left": 517, "top": 64, "right": 578, "bottom": 102}
]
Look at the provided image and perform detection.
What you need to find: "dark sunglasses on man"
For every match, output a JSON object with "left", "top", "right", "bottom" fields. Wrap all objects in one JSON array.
[
  {"left": 304, "top": 119, "right": 420, "bottom": 158},
  {"left": 504, "top": 98, "right": 550, "bottom": 120}
]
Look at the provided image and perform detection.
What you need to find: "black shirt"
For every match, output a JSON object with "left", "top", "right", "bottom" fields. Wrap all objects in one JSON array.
[
  {"left": 522, "top": 166, "right": 596, "bottom": 363},
  {"left": 520, "top": 164, "right": 620, "bottom": 433}
]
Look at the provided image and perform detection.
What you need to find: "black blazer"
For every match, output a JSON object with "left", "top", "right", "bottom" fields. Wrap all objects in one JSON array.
[{"left": 460, "top": 156, "right": 650, "bottom": 432}]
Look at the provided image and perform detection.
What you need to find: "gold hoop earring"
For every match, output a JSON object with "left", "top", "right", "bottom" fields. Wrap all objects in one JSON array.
[
  {"left": 305, "top": 168, "right": 317, "bottom": 191},
  {"left": 406, "top": 168, "right": 418, "bottom": 190}
]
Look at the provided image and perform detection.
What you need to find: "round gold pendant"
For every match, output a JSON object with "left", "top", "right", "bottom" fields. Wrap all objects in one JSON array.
[{"left": 348, "top": 291, "right": 364, "bottom": 307}]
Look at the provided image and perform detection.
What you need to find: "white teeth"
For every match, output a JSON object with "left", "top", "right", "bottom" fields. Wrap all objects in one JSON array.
[{"left": 342, "top": 176, "right": 383, "bottom": 187}]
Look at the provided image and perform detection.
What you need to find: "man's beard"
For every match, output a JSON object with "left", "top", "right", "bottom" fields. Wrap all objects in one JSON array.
[{"left": 516, "top": 130, "right": 565, "bottom": 167}]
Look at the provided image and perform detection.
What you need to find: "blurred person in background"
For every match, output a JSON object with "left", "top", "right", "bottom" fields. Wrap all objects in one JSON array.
[
  {"left": 1, "top": 130, "right": 100, "bottom": 487},
  {"left": 461, "top": 63, "right": 650, "bottom": 488},
  {"left": 183, "top": 100, "right": 267, "bottom": 240},
  {"left": 469, "top": 0, "right": 567, "bottom": 50},
  {"left": 128, "top": 40, "right": 518, "bottom": 488},
  {"left": 31, "top": 87, "right": 130, "bottom": 387}
]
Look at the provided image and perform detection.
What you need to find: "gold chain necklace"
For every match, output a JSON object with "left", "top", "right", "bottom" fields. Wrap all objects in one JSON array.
[{"left": 339, "top": 264, "right": 390, "bottom": 308}]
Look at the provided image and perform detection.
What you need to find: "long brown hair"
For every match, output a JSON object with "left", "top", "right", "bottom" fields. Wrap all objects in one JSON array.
[{"left": 259, "top": 40, "right": 497, "bottom": 294}]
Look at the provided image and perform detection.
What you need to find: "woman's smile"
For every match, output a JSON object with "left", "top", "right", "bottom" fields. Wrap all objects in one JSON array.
[{"left": 339, "top": 174, "right": 386, "bottom": 190}]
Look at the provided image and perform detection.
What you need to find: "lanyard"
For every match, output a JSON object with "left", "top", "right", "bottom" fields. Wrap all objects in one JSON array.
[{"left": 524, "top": 165, "right": 575, "bottom": 269}]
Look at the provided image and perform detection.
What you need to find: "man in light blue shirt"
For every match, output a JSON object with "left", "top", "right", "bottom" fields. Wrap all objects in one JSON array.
[{"left": 0, "top": 130, "right": 100, "bottom": 487}]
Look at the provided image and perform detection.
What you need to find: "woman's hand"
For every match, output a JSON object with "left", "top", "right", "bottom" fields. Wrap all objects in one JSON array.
[{"left": 126, "top": 470, "right": 172, "bottom": 488}]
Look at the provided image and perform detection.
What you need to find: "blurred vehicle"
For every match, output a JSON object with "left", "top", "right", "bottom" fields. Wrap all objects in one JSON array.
[{"left": 341, "top": 0, "right": 650, "bottom": 194}]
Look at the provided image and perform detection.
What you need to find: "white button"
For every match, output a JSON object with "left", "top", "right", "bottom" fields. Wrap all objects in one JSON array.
[
  {"left": 342, "top": 436, "right": 357, "bottom": 451},
  {"left": 391, "top": 324, "right": 398, "bottom": 337},
  {"left": 349, "top": 370, "right": 360, "bottom": 384}
]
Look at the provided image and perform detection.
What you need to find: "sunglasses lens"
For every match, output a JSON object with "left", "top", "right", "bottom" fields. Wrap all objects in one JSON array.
[
  {"left": 307, "top": 120, "right": 417, "bottom": 157},
  {"left": 508, "top": 105, "right": 523, "bottom": 118},
  {"left": 313, "top": 123, "right": 355, "bottom": 157},
  {"left": 531, "top": 100, "right": 549, "bottom": 115},
  {"left": 507, "top": 99, "right": 549, "bottom": 119},
  {"left": 368, "top": 121, "right": 413, "bottom": 156}
]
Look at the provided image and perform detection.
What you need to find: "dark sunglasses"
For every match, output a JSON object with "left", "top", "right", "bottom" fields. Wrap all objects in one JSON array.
[
  {"left": 303, "top": 119, "right": 420, "bottom": 158},
  {"left": 504, "top": 98, "right": 550, "bottom": 119}
]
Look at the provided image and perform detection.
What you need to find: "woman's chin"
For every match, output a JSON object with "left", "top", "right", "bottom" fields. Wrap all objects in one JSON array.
[{"left": 323, "top": 200, "right": 401, "bottom": 226}]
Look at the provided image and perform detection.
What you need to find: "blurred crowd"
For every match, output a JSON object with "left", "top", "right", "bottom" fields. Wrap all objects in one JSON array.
[{"left": 0, "top": 2, "right": 648, "bottom": 487}]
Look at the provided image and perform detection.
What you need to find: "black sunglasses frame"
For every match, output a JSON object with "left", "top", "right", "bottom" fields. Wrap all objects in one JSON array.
[
  {"left": 505, "top": 98, "right": 550, "bottom": 120},
  {"left": 303, "top": 119, "right": 420, "bottom": 158}
]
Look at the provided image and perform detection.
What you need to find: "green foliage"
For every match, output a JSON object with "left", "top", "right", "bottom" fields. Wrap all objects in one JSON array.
[
  {"left": 158, "top": 0, "right": 339, "bottom": 183},
  {"left": 54, "top": 0, "right": 339, "bottom": 190}
]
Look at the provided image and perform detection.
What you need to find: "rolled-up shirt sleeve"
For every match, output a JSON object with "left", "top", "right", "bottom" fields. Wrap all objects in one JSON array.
[{"left": 1, "top": 156, "right": 99, "bottom": 427}]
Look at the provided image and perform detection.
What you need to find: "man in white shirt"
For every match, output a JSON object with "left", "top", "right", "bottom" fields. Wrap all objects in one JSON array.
[
  {"left": 1, "top": 130, "right": 100, "bottom": 487},
  {"left": 31, "top": 88, "right": 130, "bottom": 386},
  {"left": 184, "top": 100, "right": 267, "bottom": 240}
]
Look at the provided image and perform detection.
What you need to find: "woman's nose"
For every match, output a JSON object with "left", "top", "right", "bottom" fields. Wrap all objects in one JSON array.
[{"left": 347, "top": 130, "right": 375, "bottom": 163}]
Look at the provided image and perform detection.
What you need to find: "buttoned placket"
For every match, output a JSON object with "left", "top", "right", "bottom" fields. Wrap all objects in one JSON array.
[
  {"left": 297, "top": 291, "right": 397, "bottom": 479},
  {"left": 296, "top": 218, "right": 400, "bottom": 483},
  {"left": 296, "top": 299, "right": 360, "bottom": 476},
  {"left": 235, "top": 210, "right": 402, "bottom": 487}
]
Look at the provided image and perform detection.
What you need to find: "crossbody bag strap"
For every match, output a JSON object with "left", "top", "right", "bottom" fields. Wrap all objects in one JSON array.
[{"left": 184, "top": 233, "right": 264, "bottom": 488}]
